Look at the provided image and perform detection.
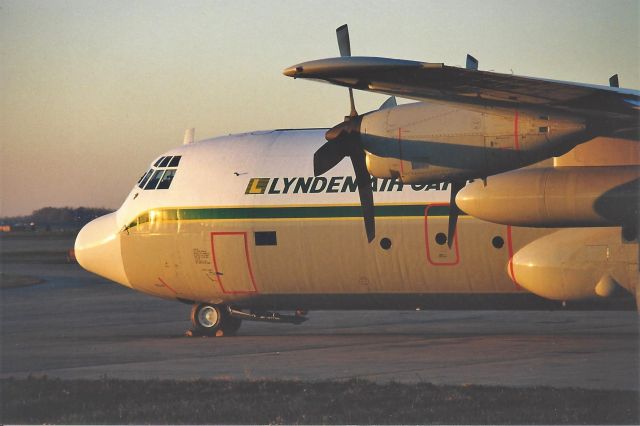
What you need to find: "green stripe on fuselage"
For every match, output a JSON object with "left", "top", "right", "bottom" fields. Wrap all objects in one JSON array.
[{"left": 127, "top": 204, "right": 452, "bottom": 229}]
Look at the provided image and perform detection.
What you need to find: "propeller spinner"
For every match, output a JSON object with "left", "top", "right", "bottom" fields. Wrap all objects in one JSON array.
[{"left": 313, "top": 24, "right": 376, "bottom": 242}]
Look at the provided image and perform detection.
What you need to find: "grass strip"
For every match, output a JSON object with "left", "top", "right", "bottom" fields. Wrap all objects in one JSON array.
[{"left": 1, "top": 376, "right": 637, "bottom": 424}]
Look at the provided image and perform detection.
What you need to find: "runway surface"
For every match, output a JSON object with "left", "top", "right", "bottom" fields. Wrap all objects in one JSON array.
[{"left": 1, "top": 235, "right": 638, "bottom": 391}]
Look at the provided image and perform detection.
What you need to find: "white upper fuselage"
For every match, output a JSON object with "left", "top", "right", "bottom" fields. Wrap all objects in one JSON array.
[{"left": 115, "top": 128, "right": 451, "bottom": 229}]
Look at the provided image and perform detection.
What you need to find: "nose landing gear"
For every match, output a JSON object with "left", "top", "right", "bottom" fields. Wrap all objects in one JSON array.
[
  {"left": 187, "top": 303, "right": 242, "bottom": 337},
  {"left": 186, "top": 303, "right": 310, "bottom": 337}
]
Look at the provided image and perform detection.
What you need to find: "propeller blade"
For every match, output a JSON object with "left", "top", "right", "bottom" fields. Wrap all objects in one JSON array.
[
  {"left": 447, "top": 181, "right": 465, "bottom": 248},
  {"left": 347, "top": 88, "right": 358, "bottom": 118},
  {"left": 350, "top": 143, "right": 375, "bottom": 242},
  {"left": 335, "top": 25, "right": 357, "bottom": 117},
  {"left": 316, "top": 25, "right": 373, "bottom": 242},
  {"left": 336, "top": 24, "right": 351, "bottom": 57},
  {"left": 313, "top": 139, "right": 347, "bottom": 176}
]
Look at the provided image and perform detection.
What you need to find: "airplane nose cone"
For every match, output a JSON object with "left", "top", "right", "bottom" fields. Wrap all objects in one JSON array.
[{"left": 75, "top": 213, "right": 130, "bottom": 287}]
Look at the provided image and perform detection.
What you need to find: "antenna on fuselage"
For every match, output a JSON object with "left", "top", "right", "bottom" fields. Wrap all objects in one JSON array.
[{"left": 183, "top": 128, "right": 195, "bottom": 145}]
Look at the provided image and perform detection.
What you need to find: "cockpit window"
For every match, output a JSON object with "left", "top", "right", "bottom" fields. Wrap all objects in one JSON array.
[
  {"left": 144, "top": 169, "right": 164, "bottom": 190},
  {"left": 158, "top": 156, "right": 172, "bottom": 167},
  {"left": 138, "top": 169, "right": 154, "bottom": 189},
  {"left": 138, "top": 154, "right": 182, "bottom": 191},
  {"left": 156, "top": 169, "right": 176, "bottom": 189}
]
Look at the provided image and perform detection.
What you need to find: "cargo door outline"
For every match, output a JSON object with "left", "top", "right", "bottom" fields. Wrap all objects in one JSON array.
[
  {"left": 424, "top": 203, "right": 460, "bottom": 266},
  {"left": 210, "top": 231, "right": 258, "bottom": 294}
]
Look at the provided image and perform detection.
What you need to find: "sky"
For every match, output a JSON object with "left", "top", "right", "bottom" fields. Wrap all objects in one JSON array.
[{"left": 1, "top": 0, "right": 638, "bottom": 217}]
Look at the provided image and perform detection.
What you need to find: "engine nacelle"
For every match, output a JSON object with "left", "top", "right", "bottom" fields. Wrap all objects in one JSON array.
[
  {"left": 509, "top": 228, "right": 637, "bottom": 301},
  {"left": 456, "top": 166, "right": 639, "bottom": 227},
  {"left": 362, "top": 102, "right": 589, "bottom": 183}
]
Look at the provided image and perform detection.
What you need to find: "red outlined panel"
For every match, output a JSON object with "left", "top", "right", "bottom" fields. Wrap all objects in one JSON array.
[
  {"left": 424, "top": 203, "right": 460, "bottom": 266},
  {"left": 210, "top": 231, "right": 258, "bottom": 294}
]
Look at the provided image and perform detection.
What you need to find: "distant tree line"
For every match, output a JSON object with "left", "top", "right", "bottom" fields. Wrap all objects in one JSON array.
[{"left": 1, "top": 207, "right": 114, "bottom": 229}]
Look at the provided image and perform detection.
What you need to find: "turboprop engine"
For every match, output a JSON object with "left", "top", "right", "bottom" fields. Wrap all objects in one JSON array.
[
  {"left": 509, "top": 228, "right": 638, "bottom": 302},
  {"left": 314, "top": 94, "right": 592, "bottom": 243},
  {"left": 291, "top": 23, "right": 600, "bottom": 245},
  {"left": 362, "top": 101, "right": 590, "bottom": 184},
  {"left": 456, "top": 165, "right": 640, "bottom": 229}
]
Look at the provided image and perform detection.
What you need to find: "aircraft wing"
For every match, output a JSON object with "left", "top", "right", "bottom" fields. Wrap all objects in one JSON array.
[{"left": 284, "top": 56, "right": 640, "bottom": 120}]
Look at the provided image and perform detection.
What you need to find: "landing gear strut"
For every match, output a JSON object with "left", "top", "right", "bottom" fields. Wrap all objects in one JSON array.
[
  {"left": 188, "top": 303, "right": 242, "bottom": 337},
  {"left": 187, "top": 304, "right": 309, "bottom": 337}
]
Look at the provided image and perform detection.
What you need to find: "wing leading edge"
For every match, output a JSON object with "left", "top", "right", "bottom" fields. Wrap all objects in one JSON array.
[{"left": 283, "top": 56, "right": 639, "bottom": 121}]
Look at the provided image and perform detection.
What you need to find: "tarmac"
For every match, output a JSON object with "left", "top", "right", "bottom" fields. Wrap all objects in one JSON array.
[{"left": 1, "top": 235, "right": 638, "bottom": 391}]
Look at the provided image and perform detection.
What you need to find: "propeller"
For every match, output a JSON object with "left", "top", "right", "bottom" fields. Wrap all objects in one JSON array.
[
  {"left": 443, "top": 56, "right": 479, "bottom": 248},
  {"left": 419, "top": 56, "right": 477, "bottom": 248},
  {"left": 313, "top": 24, "right": 375, "bottom": 242},
  {"left": 446, "top": 181, "right": 466, "bottom": 248},
  {"left": 313, "top": 26, "right": 468, "bottom": 246}
]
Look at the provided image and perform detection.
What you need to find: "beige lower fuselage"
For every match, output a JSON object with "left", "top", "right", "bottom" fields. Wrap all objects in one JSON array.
[{"left": 121, "top": 207, "right": 551, "bottom": 309}]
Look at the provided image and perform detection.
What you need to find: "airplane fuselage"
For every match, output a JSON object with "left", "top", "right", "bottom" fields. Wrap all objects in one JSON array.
[{"left": 75, "top": 129, "right": 637, "bottom": 311}]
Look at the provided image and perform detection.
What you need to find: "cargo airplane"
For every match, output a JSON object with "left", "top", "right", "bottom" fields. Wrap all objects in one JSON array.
[{"left": 75, "top": 26, "right": 639, "bottom": 336}]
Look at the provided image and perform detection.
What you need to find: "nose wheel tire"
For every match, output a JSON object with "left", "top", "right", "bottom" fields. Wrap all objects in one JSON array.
[{"left": 189, "top": 303, "right": 242, "bottom": 337}]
